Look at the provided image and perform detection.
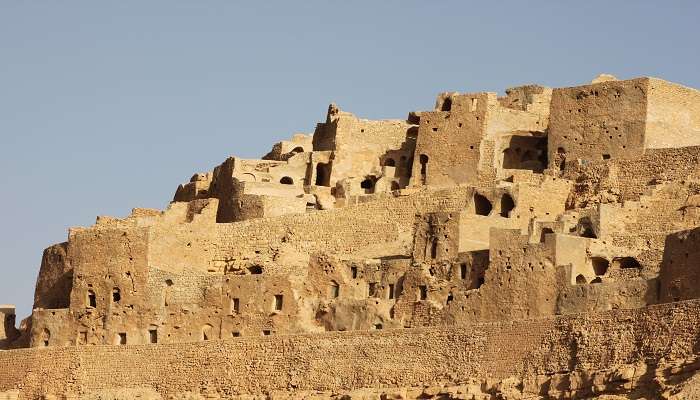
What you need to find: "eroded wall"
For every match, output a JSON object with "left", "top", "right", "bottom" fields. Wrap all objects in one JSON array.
[
  {"left": 33, "top": 242, "right": 72, "bottom": 310},
  {"left": 549, "top": 78, "right": 649, "bottom": 165},
  {"left": 1, "top": 300, "right": 699, "bottom": 399},
  {"left": 659, "top": 227, "right": 700, "bottom": 303}
]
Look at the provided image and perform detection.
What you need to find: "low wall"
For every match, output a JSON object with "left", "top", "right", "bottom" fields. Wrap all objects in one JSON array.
[{"left": 1, "top": 300, "right": 699, "bottom": 399}]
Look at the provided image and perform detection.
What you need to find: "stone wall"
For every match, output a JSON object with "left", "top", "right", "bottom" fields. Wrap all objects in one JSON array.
[
  {"left": 564, "top": 146, "right": 700, "bottom": 207},
  {"left": 33, "top": 242, "right": 72, "bottom": 310},
  {"left": 548, "top": 78, "right": 649, "bottom": 164},
  {"left": 659, "top": 227, "right": 700, "bottom": 302},
  {"left": 1, "top": 300, "right": 699, "bottom": 399},
  {"left": 148, "top": 186, "right": 480, "bottom": 273},
  {"left": 613, "top": 146, "right": 700, "bottom": 201},
  {"left": 312, "top": 105, "right": 414, "bottom": 189},
  {"left": 646, "top": 77, "right": 700, "bottom": 149}
]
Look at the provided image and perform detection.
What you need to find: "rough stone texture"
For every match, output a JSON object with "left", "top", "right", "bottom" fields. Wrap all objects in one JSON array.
[{"left": 3, "top": 74, "right": 700, "bottom": 399}]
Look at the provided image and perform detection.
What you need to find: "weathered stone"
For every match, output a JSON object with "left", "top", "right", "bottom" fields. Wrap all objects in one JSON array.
[{"left": 2, "top": 75, "right": 700, "bottom": 399}]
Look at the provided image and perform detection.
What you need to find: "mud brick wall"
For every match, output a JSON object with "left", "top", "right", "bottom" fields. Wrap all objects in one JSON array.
[
  {"left": 566, "top": 146, "right": 700, "bottom": 205},
  {"left": 615, "top": 147, "right": 700, "bottom": 198},
  {"left": 1, "top": 300, "right": 699, "bottom": 399},
  {"left": 148, "top": 186, "right": 478, "bottom": 272},
  {"left": 659, "top": 227, "right": 700, "bottom": 302}
]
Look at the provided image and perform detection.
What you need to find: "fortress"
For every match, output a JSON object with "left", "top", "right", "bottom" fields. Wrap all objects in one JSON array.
[{"left": 2, "top": 74, "right": 700, "bottom": 399}]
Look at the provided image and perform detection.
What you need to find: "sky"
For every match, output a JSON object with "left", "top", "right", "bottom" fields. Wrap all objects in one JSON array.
[{"left": 1, "top": 1, "right": 699, "bottom": 319}]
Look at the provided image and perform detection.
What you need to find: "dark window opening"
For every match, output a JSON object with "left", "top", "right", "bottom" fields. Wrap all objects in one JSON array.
[
  {"left": 149, "top": 329, "right": 158, "bottom": 344},
  {"left": 368, "top": 282, "right": 377, "bottom": 297},
  {"left": 602, "top": 154, "right": 611, "bottom": 160},
  {"left": 388, "top": 284, "right": 395, "bottom": 299},
  {"left": 280, "top": 176, "right": 294, "bottom": 185},
  {"left": 476, "top": 277, "right": 485, "bottom": 288},
  {"left": 500, "top": 194, "right": 515, "bottom": 218},
  {"left": 460, "top": 263, "right": 467, "bottom": 279},
  {"left": 87, "top": 290, "right": 97, "bottom": 308},
  {"left": 118, "top": 332, "right": 127, "bottom": 345},
  {"left": 263, "top": 330, "right": 271, "bottom": 336},
  {"left": 231, "top": 298, "right": 240, "bottom": 314},
  {"left": 248, "top": 265, "right": 263, "bottom": 274},
  {"left": 474, "top": 193, "right": 493, "bottom": 216},
  {"left": 315, "top": 163, "right": 331, "bottom": 186},
  {"left": 616, "top": 257, "right": 642, "bottom": 269},
  {"left": 291, "top": 146, "right": 304, "bottom": 154},
  {"left": 441, "top": 97, "right": 452, "bottom": 111},
  {"left": 374, "top": 323, "right": 383, "bottom": 330},
  {"left": 591, "top": 257, "right": 610, "bottom": 276},
  {"left": 351, "top": 266, "right": 358, "bottom": 279},
  {"left": 446, "top": 293, "right": 454, "bottom": 305},
  {"left": 575, "top": 274, "right": 587, "bottom": 285},
  {"left": 360, "top": 177, "right": 375, "bottom": 193},
  {"left": 502, "top": 136, "right": 548, "bottom": 172},
  {"left": 419, "top": 285, "right": 427, "bottom": 300},
  {"left": 165, "top": 279, "right": 174, "bottom": 287},
  {"left": 330, "top": 282, "right": 340, "bottom": 298},
  {"left": 274, "top": 294, "right": 283, "bottom": 311},
  {"left": 232, "top": 331, "right": 240, "bottom": 337},
  {"left": 391, "top": 181, "right": 400, "bottom": 191},
  {"left": 540, "top": 228, "right": 554, "bottom": 243},
  {"left": 430, "top": 238, "right": 438, "bottom": 259},
  {"left": 581, "top": 226, "right": 596, "bottom": 238},
  {"left": 419, "top": 154, "right": 429, "bottom": 185},
  {"left": 575, "top": 218, "right": 597, "bottom": 238},
  {"left": 78, "top": 331, "right": 87, "bottom": 345},
  {"left": 112, "top": 288, "right": 121, "bottom": 303},
  {"left": 385, "top": 158, "right": 396, "bottom": 167}
]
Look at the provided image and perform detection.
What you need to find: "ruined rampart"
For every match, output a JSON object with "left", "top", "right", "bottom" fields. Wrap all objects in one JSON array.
[{"left": 1, "top": 300, "right": 698, "bottom": 399}]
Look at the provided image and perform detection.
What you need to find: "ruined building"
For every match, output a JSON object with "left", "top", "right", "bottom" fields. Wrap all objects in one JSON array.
[{"left": 2, "top": 74, "right": 700, "bottom": 399}]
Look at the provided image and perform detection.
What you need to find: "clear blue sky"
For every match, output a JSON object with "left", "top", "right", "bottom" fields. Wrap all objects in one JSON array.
[{"left": 1, "top": 1, "right": 699, "bottom": 319}]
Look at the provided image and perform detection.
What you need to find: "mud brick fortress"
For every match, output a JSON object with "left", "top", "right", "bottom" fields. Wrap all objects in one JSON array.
[{"left": 3, "top": 74, "right": 700, "bottom": 399}]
